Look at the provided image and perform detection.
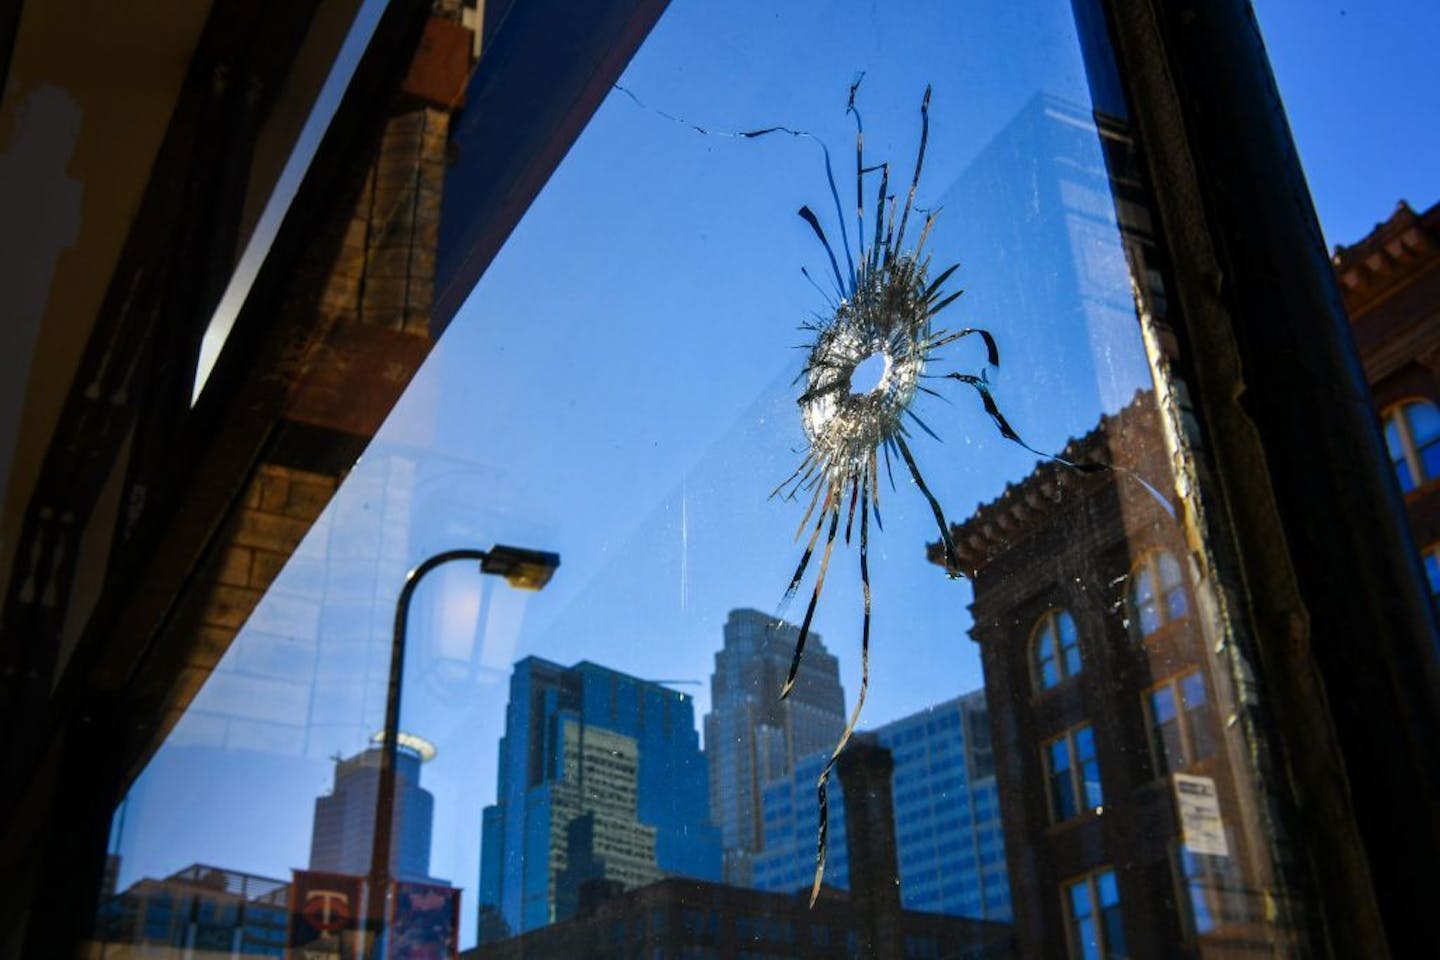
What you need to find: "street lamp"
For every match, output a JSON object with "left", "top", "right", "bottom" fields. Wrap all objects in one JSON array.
[{"left": 366, "top": 545, "right": 559, "bottom": 955}]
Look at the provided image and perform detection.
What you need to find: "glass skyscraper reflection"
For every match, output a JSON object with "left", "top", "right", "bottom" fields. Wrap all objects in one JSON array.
[
  {"left": 754, "top": 690, "right": 1011, "bottom": 922},
  {"left": 703, "top": 609, "right": 847, "bottom": 886},
  {"left": 310, "top": 739, "right": 438, "bottom": 883},
  {"left": 478, "top": 657, "right": 720, "bottom": 939}
]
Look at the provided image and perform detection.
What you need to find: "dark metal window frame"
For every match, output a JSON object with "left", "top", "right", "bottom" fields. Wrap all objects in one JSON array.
[
  {"left": 1, "top": 0, "right": 1436, "bottom": 955},
  {"left": 1088, "top": 0, "right": 1440, "bottom": 952}
]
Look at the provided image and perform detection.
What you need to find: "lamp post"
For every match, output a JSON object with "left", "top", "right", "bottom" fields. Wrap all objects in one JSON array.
[{"left": 366, "top": 545, "right": 559, "bottom": 957}]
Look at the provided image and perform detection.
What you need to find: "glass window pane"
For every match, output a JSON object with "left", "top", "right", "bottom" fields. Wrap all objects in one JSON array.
[
  {"left": 1405, "top": 401, "right": 1440, "bottom": 448},
  {"left": 1384, "top": 413, "right": 1406, "bottom": 459},
  {"left": 1101, "top": 902, "right": 1127, "bottom": 959},
  {"left": 1081, "top": 757, "right": 1104, "bottom": 809},
  {"left": 1149, "top": 687, "right": 1179, "bottom": 775},
  {"left": 1179, "top": 672, "right": 1206, "bottom": 709},
  {"left": 73, "top": 2, "right": 1323, "bottom": 957},
  {"left": 1421, "top": 437, "right": 1440, "bottom": 484},
  {"left": 1139, "top": 601, "right": 1161, "bottom": 635},
  {"left": 1037, "top": 622, "right": 1060, "bottom": 690},
  {"left": 1063, "top": 641, "right": 1083, "bottom": 680},
  {"left": 1149, "top": 686, "right": 1177, "bottom": 725},
  {"left": 1158, "top": 552, "right": 1182, "bottom": 589},
  {"left": 1165, "top": 584, "right": 1189, "bottom": 622},
  {"left": 1058, "top": 610, "right": 1078, "bottom": 645},
  {"left": 1133, "top": 568, "right": 1156, "bottom": 606},
  {"left": 1050, "top": 740, "right": 1078, "bottom": 821},
  {"left": 1074, "top": 727, "right": 1102, "bottom": 808},
  {"left": 1192, "top": 894, "right": 1216, "bottom": 935},
  {"left": 1050, "top": 738, "right": 1073, "bottom": 774},
  {"left": 1386, "top": 415, "right": 1417, "bottom": 492},
  {"left": 1059, "top": 611, "right": 1082, "bottom": 678},
  {"left": 1153, "top": 552, "right": 1185, "bottom": 623}
]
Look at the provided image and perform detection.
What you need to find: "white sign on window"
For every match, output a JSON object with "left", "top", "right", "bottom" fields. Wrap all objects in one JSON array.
[{"left": 1173, "top": 772, "right": 1230, "bottom": 856}]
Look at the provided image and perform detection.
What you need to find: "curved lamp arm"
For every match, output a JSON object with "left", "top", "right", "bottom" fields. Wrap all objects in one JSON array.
[{"left": 367, "top": 545, "right": 558, "bottom": 943}]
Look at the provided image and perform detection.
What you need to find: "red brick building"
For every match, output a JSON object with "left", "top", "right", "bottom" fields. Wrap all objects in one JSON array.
[
  {"left": 930, "top": 393, "right": 1291, "bottom": 958},
  {"left": 1333, "top": 199, "right": 1440, "bottom": 605}
]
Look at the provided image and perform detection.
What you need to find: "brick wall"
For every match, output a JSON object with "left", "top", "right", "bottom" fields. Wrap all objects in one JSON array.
[{"left": 138, "top": 16, "right": 473, "bottom": 754}]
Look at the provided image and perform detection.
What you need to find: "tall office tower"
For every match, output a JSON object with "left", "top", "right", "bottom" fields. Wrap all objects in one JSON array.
[
  {"left": 704, "top": 609, "right": 846, "bottom": 885},
  {"left": 754, "top": 691, "right": 1012, "bottom": 921},
  {"left": 479, "top": 657, "right": 721, "bottom": 939},
  {"left": 549, "top": 719, "right": 661, "bottom": 921},
  {"left": 309, "top": 736, "right": 437, "bottom": 882}
]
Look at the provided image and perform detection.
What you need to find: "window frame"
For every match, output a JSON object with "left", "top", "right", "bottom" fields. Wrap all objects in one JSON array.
[
  {"left": 1032, "top": 607, "right": 1084, "bottom": 693},
  {"left": 1381, "top": 398, "right": 1440, "bottom": 493},
  {"left": 1043, "top": 724, "right": 1104, "bottom": 823},
  {"left": 1062, "top": 866, "right": 1126, "bottom": 960},
  {"left": 1142, "top": 669, "right": 1214, "bottom": 778},
  {"left": 1127, "top": 549, "right": 1189, "bottom": 639},
  {"left": 1171, "top": 836, "right": 1248, "bottom": 938}
]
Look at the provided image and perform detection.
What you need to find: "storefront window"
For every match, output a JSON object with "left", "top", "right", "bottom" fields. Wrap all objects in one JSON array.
[{"left": 75, "top": 0, "right": 1321, "bottom": 957}]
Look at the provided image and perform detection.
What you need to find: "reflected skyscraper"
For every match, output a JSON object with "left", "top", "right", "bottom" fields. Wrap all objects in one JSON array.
[
  {"left": 703, "top": 609, "right": 846, "bottom": 885},
  {"left": 309, "top": 736, "right": 438, "bottom": 882},
  {"left": 479, "top": 657, "right": 721, "bottom": 939},
  {"left": 754, "top": 690, "right": 1012, "bottom": 922}
]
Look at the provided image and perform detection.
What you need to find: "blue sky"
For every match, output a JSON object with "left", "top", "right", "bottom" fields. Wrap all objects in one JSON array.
[
  {"left": 112, "top": 0, "right": 1437, "bottom": 949},
  {"left": 1254, "top": 0, "right": 1440, "bottom": 247}
]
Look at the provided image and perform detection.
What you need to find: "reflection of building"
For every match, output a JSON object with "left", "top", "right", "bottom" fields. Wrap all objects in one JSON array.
[
  {"left": 705, "top": 609, "right": 846, "bottom": 885},
  {"left": 1333, "top": 199, "right": 1440, "bottom": 604},
  {"left": 930, "top": 392, "right": 1283, "bottom": 958},
  {"left": 309, "top": 736, "right": 438, "bottom": 883},
  {"left": 480, "top": 657, "right": 721, "bottom": 939},
  {"left": 754, "top": 690, "right": 1011, "bottom": 922},
  {"left": 467, "top": 739, "right": 1013, "bottom": 960},
  {"left": 165, "top": 450, "right": 418, "bottom": 758},
  {"left": 94, "top": 864, "right": 289, "bottom": 958},
  {"left": 550, "top": 718, "right": 662, "bottom": 919},
  {"left": 934, "top": 93, "right": 1157, "bottom": 434}
]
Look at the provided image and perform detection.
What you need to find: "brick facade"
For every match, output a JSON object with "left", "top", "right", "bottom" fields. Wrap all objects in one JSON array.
[
  {"left": 142, "top": 17, "right": 473, "bottom": 750},
  {"left": 1333, "top": 199, "right": 1440, "bottom": 580},
  {"left": 930, "top": 393, "right": 1289, "bottom": 959}
]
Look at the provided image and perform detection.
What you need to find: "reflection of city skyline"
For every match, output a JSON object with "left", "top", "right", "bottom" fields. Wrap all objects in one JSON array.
[
  {"left": 103, "top": 75, "right": 1187, "bottom": 960},
  {"left": 98, "top": 379, "right": 1302, "bottom": 959}
]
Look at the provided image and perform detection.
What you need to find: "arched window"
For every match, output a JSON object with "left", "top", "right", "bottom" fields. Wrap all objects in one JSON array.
[
  {"left": 1032, "top": 609, "right": 1081, "bottom": 691},
  {"left": 1384, "top": 399, "right": 1440, "bottom": 493},
  {"left": 1129, "top": 550, "right": 1188, "bottom": 638}
]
